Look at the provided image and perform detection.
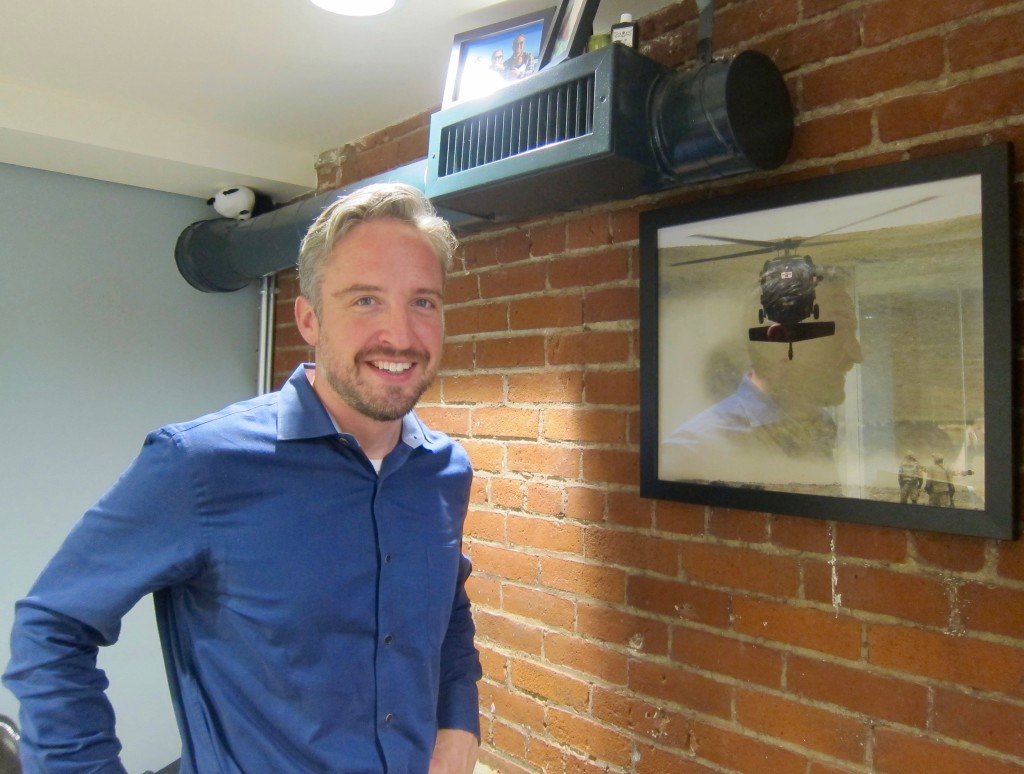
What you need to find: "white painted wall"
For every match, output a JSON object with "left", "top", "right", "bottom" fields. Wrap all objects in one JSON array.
[{"left": 0, "top": 162, "right": 259, "bottom": 772}]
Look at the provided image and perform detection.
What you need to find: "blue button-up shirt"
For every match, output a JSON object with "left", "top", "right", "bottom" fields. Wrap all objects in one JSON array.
[{"left": 4, "top": 365, "right": 481, "bottom": 773}]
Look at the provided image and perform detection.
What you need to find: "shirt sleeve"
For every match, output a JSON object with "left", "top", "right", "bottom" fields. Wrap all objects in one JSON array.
[
  {"left": 3, "top": 429, "right": 206, "bottom": 772},
  {"left": 435, "top": 552, "right": 483, "bottom": 737}
]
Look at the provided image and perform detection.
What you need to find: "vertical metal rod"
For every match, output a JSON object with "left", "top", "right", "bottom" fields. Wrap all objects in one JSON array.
[{"left": 257, "top": 274, "right": 276, "bottom": 395}]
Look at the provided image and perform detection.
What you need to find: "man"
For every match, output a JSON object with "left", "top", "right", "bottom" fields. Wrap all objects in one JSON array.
[
  {"left": 662, "top": 279, "right": 863, "bottom": 491},
  {"left": 502, "top": 34, "right": 534, "bottom": 79},
  {"left": 4, "top": 184, "right": 482, "bottom": 773}
]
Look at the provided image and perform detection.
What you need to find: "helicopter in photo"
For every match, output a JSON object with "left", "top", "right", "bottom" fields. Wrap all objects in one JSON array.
[{"left": 672, "top": 197, "right": 937, "bottom": 359}]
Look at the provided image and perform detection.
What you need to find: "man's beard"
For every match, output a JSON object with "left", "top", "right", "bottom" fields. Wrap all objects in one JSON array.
[{"left": 323, "top": 348, "right": 435, "bottom": 422}]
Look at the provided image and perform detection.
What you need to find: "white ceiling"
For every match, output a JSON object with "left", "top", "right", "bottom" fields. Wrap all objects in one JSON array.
[{"left": 2, "top": 0, "right": 671, "bottom": 204}]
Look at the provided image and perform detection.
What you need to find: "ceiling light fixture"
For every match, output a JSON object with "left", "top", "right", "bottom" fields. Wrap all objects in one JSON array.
[{"left": 309, "top": 0, "right": 395, "bottom": 16}]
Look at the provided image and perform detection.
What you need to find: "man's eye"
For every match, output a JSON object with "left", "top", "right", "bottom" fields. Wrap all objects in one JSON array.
[
  {"left": 414, "top": 298, "right": 437, "bottom": 309},
  {"left": 355, "top": 297, "right": 376, "bottom": 306}
]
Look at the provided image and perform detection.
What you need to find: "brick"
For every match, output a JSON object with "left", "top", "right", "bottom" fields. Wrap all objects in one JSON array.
[
  {"left": 681, "top": 542, "right": 801, "bottom": 598},
  {"left": 626, "top": 576, "right": 732, "bottom": 629},
  {"left": 548, "top": 330, "right": 632, "bottom": 366},
  {"left": 459, "top": 439, "right": 503, "bottom": 473},
  {"left": 563, "top": 485, "right": 607, "bottom": 522},
  {"left": 770, "top": 514, "right": 832, "bottom": 553},
  {"left": 863, "top": 0, "right": 1010, "bottom": 45},
  {"left": 950, "top": 8, "right": 1024, "bottom": 70},
  {"left": 465, "top": 508, "right": 505, "bottom": 544},
  {"left": 441, "top": 339, "right": 474, "bottom": 370},
  {"left": 606, "top": 489, "right": 654, "bottom": 529},
  {"left": 502, "top": 584, "right": 575, "bottom": 631},
  {"left": 547, "top": 707, "right": 635, "bottom": 768},
  {"left": 628, "top": 658, "right": 733, "bottom": 719},
  {"left": 478, "top": 681, "right": 545, "bottom": 731},
  {"left": 707, "top": 508, "right": 770, "bottom": 543},
  {"left": 548, "top": 248, "right": 630, "bottom": 289},
  {"left": 759, "top": 14, "right": 861, "bottom": 73},
  {"left": 474, "top": 609, "right": 543, "bottom": 656},
  {"left": 733, "top": 598, "right": 862, "bottom": 659},
  {"left": 507, "top": 514, "right": 584, "bottom": 554},
  {"left": 477, "top": 646, "right": 507, "bottom": 684},
  {"left": 507, "top": 370, "right": 584, "bottom": 403},
  {"left": 566, "top": 213, "right": 612, "bottom": 249},
  {"left": 805, "top": 37, "right": 945, "bottom": 107},
  {"left": 833, "top": 521, "right": 908, "bottom": 562},
  {"left": 912, "top": 531, "right": 988, "bottom": 572},
  {"left": 653, "top": 500, "right": 707, "bottom": 535},
  {"left": 671, "top": 626, "right": 784, "bottom": 688},
  {"left": 472, "top": 544, "right": 540, "bottom": 584},
  {"left": 585, "top": 526, "right": 679, "bottom": 576},
  {"left": 584, "top": 286, "right": 639, "bottom": 324},
  {"left": 544, "top": 632, "right": 628, "bottom": 685},
  {"left": 460, "top": 238, "right": 498, "bottom": 270},
  {"left": 583, "top": 368, "right": 639, "bottom": 406},
  {"left": 527, "top": 221, "right": 566, "bottom": 257},
  {"left": 960, "top": 582, "right": 1024, "bottom": 639},
  {"left": 932, "top": 687, "right": 1024, "bottom": 758},
  {"left": 874, "top": 726, "right": 1024, "bottom": 774},
  {"left": 445, "top": 301, "right": 508, "bottom": 336},
  {"left": 478, "top": 262, "right": 547, "bottom": 299},
  {"left": 525, "top": 482, "right": 562, "bottom": 517},
  {"left": 441, "top": 373, "right": 503, "bottom": 404},
  {"left": 508, "top": 293, "right": 583, "bottom": 331},
  {"left": 540, "top": 556, "right": 626, "bottom": 604},
  {"left": 491, "top": 720, "right": 527, "bottom": 760},
  {"left": 507, "top": 442, "right": 580, "bottom": 478},
  {"left": 867, "top": 624, "right": 1024, "bottom": 698},
  {"left": 787, "top": 654, "right": 929, "bottom": 727},
  {"left": 577, "top": 602, "right": 669, "bottom": 656},
  {"left": 466, "top": 572, "right": 501, "bottom": 610},
  {"left": 510, "top": 658, "right": 590, "bottom": 708},
  {"left": 443, "top": 271, "right": 479, "bottom": 304},
  {"left": 590, "top": 687, "right": 690, "bottom": 749},
  {"left": 471, "top": 407, "right": 539, "bottom": 439},
  {"left": 475, "top": 335, "right": 546, "bottom": 369},
  {"left": 413, "top": 405, "right": 470, "bottom": 435},
  {"left": 791, "top": 109, "right": 873, "bottom": 160},
  {"left": 581, "top": 448, "right": 639, "bottom": 486},
  {"left": 803, "top": 561, "right": 951, "bottom": 626},
  {"left": 542, "top": 407, "right": 627, "bottom": 444},
  {"left": 493, "top": 230, "right": 532, "bottom": 265},
  {"left": 690, "top": 719, "right": 809, "bottom": 774},
  {"left": 635, "top": 743, "right": 712, "bottom": 774},
  {"left": 735, "top": 688, "right": 869, "bottom": 762},
  {"left": 490, "top": 477, "right": 524, "bottom": 510},
  {"left": 879, "top": 69, "right": 1024, "bottom": 142}
]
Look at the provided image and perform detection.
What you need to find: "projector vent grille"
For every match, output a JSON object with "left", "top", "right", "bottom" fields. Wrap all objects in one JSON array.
[{"left": 437, "top": 74, "right": 597, "bottom": 177}]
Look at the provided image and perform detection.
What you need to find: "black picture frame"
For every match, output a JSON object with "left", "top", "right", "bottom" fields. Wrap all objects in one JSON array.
[
  {"left": 441, "top": 8, "right": 555, "bottom": 108},
  {"left": 639, "top": 144, "right": 1015, "bottom": 539},
  {"left": 540, "top": 0, "right": 601, "bottom": 70}
]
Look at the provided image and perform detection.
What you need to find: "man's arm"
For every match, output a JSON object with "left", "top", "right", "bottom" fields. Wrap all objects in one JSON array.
[
  {"left": 429, "top": 728, "right": 478, "bottom": 774},
  {"left": 434, "top": 552, "right": 482, "bottom": 747},
  {"left": 3, "top": 430, "right": 203, "bottom": 771}
]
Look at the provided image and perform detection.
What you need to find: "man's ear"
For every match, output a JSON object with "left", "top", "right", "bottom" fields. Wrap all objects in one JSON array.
[{"left": 294, "top": 295, "right": 320, "bottom": 347}]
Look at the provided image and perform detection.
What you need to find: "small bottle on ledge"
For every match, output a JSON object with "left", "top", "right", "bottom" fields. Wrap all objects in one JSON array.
[{"left": 610, "top": 13, "right": 639, "bottom": 48}]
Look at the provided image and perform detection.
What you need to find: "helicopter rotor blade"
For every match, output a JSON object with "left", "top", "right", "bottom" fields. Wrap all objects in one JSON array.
[{"left": 801, "top": 196, "right": 939, "bottom": 246}]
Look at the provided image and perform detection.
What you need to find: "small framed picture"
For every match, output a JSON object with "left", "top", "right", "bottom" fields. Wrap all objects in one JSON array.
[
  {"left": 441, "top": 8, "right": 555, "bottom": 108},
  {"left": 541, "top": 0, "right": 602, "bottom": 70}
]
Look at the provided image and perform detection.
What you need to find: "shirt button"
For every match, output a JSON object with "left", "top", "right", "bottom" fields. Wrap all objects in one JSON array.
[
  {"left": 384, "top": 713, "right": 394, "bottom": 725},
  {"left": 384, "top": 554, "right": 393, "bottom": 564},
  {"left": 384, "top": 634, "right": 394, "bottom": 645}
]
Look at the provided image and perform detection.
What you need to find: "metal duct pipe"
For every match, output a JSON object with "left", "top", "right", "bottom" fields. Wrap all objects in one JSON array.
[
  {"left": 174, "top": 160, "right": 481, "bottom": 293},
  {"left": 652, "top": 50, "right": 793, "bottom": 183}
]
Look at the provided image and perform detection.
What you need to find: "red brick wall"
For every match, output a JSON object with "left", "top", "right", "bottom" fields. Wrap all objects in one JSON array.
[{"left": 274, "top": 1, "right": 1024, "bottom": 771}]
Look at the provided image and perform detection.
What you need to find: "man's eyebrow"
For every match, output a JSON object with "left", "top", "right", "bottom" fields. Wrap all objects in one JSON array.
[{"left": 331, "top": 284, "right": 444, "bottom": 299}]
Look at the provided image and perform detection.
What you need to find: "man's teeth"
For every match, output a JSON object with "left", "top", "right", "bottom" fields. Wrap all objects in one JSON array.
[{"left": 372, "top": 361, "right": 412, "bottom": 373}]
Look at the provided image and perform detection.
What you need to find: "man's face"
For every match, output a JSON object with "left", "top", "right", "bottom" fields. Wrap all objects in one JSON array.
[
  {"left": 296, "top": 218, "right": 444, "bottom": 423},
  {"left": 758, "top": 283, "right": 863, "bottom": 409},
  {"left": 513, "top": 35, "right": 525, "bottom": 53}
]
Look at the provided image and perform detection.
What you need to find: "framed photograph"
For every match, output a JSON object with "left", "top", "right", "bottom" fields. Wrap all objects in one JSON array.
[
  {"left": 441, "top": 8, "right": 555, "bottom": 108},
  {"left": 639, "top": 144, "right": 1015, "bottom": 539},
  {"left": 540, "top": 0, "right": 602, "bottom": 70}
]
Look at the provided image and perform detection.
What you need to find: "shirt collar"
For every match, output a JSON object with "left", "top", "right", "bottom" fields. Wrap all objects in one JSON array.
[{"left": 276, "top": 363, "right": 430, "bottom": 450}]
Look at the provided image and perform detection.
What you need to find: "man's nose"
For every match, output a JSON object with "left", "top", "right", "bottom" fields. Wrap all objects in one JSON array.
[{"left": 379, "top": 305, "right": 414, "bottom": 349}]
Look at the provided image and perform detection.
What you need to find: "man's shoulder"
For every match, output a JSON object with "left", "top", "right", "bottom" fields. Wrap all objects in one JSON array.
[{"left": 163, "top": 392, "right": 279, "bottom": 441}]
